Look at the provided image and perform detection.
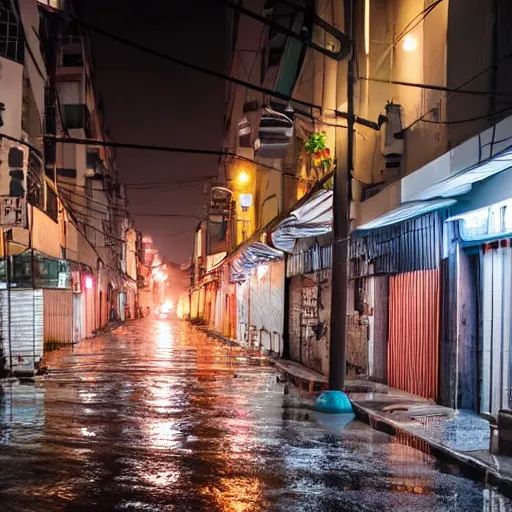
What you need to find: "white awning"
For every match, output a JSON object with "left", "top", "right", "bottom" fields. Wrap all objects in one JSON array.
[
  {"left": 402, "top": 114, "right": 512, "bottom": 202},
  {"left": 357, "top": 112, "right": 512, "bottom": 231},
  {"left": 270, "top": 189, "right": 333, "bottom": 252},
  {"left": 409, "top": 147, "right": 512, "bottom": 202},
  {"left": 356, "top": 198, "right": 457, "bottom": 231}
]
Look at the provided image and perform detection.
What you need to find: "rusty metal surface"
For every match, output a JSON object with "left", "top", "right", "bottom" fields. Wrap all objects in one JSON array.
[
  {"left": 388, "top": 269, "right": 440, "bottom": 400},
  {"left": 43, "top": 289, "right": 73, "bottom": 344}
]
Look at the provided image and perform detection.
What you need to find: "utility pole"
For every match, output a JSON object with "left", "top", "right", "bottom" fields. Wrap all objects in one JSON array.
[
  {"left": 2, "top": 228, "right": 12, "bottom": 374},
  {"left": 328, "top": 0, "right": 354, "bottom": 391}
]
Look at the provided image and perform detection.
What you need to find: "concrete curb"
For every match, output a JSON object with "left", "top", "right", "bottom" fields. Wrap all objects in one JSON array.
[
  {"left": 197, "top": 327, "right": 240, "bottom": 347},
  {"left": 351, "top": 401, "right": 512, "bottom": 497}
]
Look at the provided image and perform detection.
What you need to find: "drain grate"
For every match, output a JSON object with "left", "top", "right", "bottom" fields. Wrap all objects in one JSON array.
[{"left": 411, "top": 414, "right": 451, "bottom": 426}]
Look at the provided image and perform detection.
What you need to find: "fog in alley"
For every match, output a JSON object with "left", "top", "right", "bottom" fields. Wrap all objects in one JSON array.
[{"left": 0, "top": 317, "right": 510, "bottom": 512}]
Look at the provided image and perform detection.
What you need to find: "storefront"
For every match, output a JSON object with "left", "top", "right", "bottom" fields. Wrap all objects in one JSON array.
[
  {"left": 352, "top": 211, "right": 445, "bottom": 400},
  {"left": 287, "top": 236, "right": 332, "bottom": 375},
  {"left": 446, "top": 197, "right": 512, "bottom": 417}
]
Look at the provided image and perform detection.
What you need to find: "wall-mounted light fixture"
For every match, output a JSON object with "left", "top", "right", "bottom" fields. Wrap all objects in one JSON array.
[
  {"left": 237, "top": 171, "right": 250, "bottom": 185},
  {"left": 402, "top": 34, "right": 418, "bottom": 52}
]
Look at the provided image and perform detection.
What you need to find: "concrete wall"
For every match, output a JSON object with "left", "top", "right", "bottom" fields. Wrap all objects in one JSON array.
[
  {"left": 445, "top": 0, "right": 493, "bottom": 148},
  {"left": 349, "top": 0, "right": 449, "bottom": 187},
  {"left": 30, "top": 206, "right": 61, "bottom": 259}
]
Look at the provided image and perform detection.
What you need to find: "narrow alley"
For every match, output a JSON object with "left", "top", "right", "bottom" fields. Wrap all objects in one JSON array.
[{"left": 0, "top": 317, "right": 510, "bottom": 512}]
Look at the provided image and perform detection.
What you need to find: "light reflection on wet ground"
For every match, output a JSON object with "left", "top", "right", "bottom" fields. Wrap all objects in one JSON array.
[{"left": 0, "top": 318, "right": 511, "bottom": 511}]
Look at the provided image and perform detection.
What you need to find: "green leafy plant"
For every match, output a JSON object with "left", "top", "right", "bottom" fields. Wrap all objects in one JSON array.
[{"left": 304, "top": 131, "right": 333, "bottom": 170}]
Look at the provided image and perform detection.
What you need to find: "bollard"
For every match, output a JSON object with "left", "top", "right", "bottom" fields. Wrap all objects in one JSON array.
[
  {"left": 490, "top": 424, "right": 499, "bottom": 454},
  {"left": 314, "top": 390, "right": 353, "bottom": 414}
]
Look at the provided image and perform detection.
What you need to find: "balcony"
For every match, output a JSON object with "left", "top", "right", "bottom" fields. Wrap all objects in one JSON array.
[{"left": 62, "top": 104, "right": 92, "bottom": 137}]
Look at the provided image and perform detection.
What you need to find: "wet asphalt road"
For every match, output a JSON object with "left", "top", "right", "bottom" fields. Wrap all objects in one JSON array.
[{"left": 0, "top": 318, "right": 511, "bottom": 511}]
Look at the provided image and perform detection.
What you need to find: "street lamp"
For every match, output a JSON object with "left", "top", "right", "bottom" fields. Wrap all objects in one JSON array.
[
  {"left": 237, "top": 171, "right": 250, "bottom": 185},
  {"left": 402, "top": 34, "right": 418, "bottom": 52}
]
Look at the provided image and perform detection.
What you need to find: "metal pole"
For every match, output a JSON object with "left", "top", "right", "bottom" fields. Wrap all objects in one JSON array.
[
  {"left": 328, "top": 0, "right": 354, "bottom": 390},
  {"left": 3, "top": 229, "right": 12, "bottom": 373}
]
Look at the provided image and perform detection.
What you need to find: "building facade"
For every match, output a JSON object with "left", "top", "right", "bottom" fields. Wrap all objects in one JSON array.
[
  {"left": 0, "top": 0, "right": 141, "bottom": 375},
  {"left": 191, "top": 0, "right": 512, "bottom": 421}
]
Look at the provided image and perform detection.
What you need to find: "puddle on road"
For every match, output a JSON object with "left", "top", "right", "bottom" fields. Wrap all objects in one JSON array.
[{"left": 0, "top": 319, "right": 510, "bottom": 511}]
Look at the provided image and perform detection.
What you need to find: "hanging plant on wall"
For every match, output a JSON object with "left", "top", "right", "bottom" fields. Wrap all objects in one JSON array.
[
  {"left": 304, "top": 131, "right": 334, "bottom": 189},
  {"left": 304, "top": 131, "right": 333, "bottom": 170}
]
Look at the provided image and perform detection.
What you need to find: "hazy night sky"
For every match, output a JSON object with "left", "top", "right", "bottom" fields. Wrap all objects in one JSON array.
[{"left": 77, "top": 0, "right": 226, "bottom": 263}]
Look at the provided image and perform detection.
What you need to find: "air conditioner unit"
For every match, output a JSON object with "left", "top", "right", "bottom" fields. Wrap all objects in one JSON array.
[
  {"left": 380, "top": 102, "right": 404, "bottom": 157},
  {"left": 254, "top": 107, "right": 293, "bottom": 159}
]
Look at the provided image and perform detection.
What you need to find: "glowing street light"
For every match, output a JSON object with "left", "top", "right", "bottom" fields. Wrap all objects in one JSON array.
[
  {"left": 237, "top": 171, "right": 250, "bottom": 185},
  {"left": 402, "top": 34, "right": 417, "bottom": 52}
]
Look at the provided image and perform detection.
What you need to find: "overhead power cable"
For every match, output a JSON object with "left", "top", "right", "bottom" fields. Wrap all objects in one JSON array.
[
  {"left": 421, "top": 104, "right": 512, "bottom": 125},
  {"left": 45, "top": 177, "right": 114, "bottom": 263},
  {"left": 358, "top": 76, "right": 512, "bottom": 98},
  {"left": 58, "top": 185, "right": 130, "bottom": 213},
  {"left": 43, "top": 135, "right": 311, "bottom": 180},
  {"left": 46, "top": 6, "right": 379, "bottom": 130},
  {"left": 222, "top": 0, "right": 351, "bottom": 61},
  {"left": 131, "top": 212, "right": 201, "bottom": 219},
  {"left": 59, "top": 192, "right": 124, "bottom": 218},
  {"left": 42, "top": 1, "right": 512, "bottom": 132},
  {"left": 126, "top": 177, "right": 215, "bottom": 188},
  {"left": 374, "top": 0, "right": 444, "bottom": 75},
  {"left": 56, "top": 176, "right": 213, "bottom": 190},
  {"left": 161, "top": 227, "right": 198, "bottom": 238}
]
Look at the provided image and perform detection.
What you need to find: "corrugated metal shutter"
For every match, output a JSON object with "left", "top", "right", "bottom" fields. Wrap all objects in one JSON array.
[
  {"left": 481, "top": 243, "right": 512, "bottom": 417},
  {"left": 350, "top": 212, "right": 442, "bottom": 277},
  {"left": 43, "top": 289, "right": 73, "bottom": 344},
  {"left": 1, "top": 289, "right": 44, "bottom": 373},
  {"left": 73, "top": 294, "right": 82, "bottom": 343},
  {"left": 83, "top": 286, "right": 95, "bottom": 338},
  {"left": 388, "top": 269, "right": 440, "bottom": 400},
  {"left": 236, "top": 280, "right": 249, "bottom": 343}
]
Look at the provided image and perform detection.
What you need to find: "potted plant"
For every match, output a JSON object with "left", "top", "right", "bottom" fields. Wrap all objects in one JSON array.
[{"left": 304, "top": 131, "right": 334, "bottom": 189}]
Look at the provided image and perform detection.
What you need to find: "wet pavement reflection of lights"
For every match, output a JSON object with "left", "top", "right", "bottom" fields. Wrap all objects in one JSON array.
[{"left": 0, "top": 318, "right": 511, "bottom": 511}]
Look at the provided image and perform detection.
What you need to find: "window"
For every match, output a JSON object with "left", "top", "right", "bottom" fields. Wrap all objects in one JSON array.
[
  {"left": 11, "top": 251, "right": 33, "bottom": 288},
  {"left": 62, "top": 105, "right": 92, "bottom": 136},
  {"left": 0, "top": 0, "right": 24, "bottom": 63},
  {"left": 46, "top": 186, "right": 58, "bottom": 222},
  {"left": 62, "top": 52, "right": 83, "bottom": 67},
  {"left": 457, "top": 200, "right": 512, "bottom": 242},
  {"left": 56, "top": 168, "right": 77, "bottom": 178},
  {"left": 32, "top": 253, "right": 70, "bottom": 288},
  {"left": 27, "top": 152, "right": 44, "bottom": 210}
]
